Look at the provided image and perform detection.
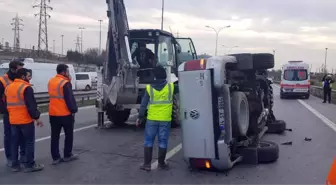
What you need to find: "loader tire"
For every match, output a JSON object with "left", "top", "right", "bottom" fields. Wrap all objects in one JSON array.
[
  {"left": 171, "top": 93, "right": 180, "bottom": 128},
  {"left": 231, "top": 92, "right": 250, "bottom": 137},
  {"left": 106, "top": 104, "right": 131, "bottom": 127},
  {"left": 267, "top": 120, "right": 286, "bottom": 134},
  {"left": 257, "top": 140, "right": 279, "bottom": 163}
]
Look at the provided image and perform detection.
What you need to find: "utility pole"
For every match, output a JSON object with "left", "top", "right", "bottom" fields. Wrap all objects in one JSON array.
[
  {"left": 324, "top": 48, "right": 328, "bottom": 74},
  {"left": 175, "top": 31, "right": 179, "bottom": 37},
  {"left": 61, "top": 34, "right": 64, "bottom": 55},
  {"left": 78, "top": 27, "right": 85, "bottom": 53},
  {"left": 98, "top": 20, "right": 103, "bottom": 54},
  {"left": 33, "top": 0, "right": 53, "bottom": 53},
  {"left": 161, "top": 0, "right": 164, "bottom": 30},
  {"left": 11, "top": 13, "right": 24, "bottom": 50},
  {"left": 205, "top": 25, "right": 231, "bottom": 56}
]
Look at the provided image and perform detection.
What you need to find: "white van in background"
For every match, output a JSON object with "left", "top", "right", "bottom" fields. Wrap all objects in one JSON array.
[
  {"left": 280, "top": 61, "right": 310, "bottom": 99},
  {"left": 75, "top": 73, "right": 92, "bottom": 90},
  {"left": 0, "top": 61, "right": 76, "bottom": 93}
]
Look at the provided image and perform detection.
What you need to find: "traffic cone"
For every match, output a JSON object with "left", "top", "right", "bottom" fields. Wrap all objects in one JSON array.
[{"left": 326, "top": 158, "right": 336, "bottom": 185}]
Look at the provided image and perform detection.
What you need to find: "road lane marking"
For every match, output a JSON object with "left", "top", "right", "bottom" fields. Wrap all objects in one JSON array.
[
  {"left": 151, "top": 143, "right": 182, "bottom": 170},
  {"left": 273, "top": 84, "right": 336, "bottom": 132},
  {"left": 0, "top": 113, "right": 138, "bottom": 153},
  {"left": 297, "top": 99, "right": 336, "bottom": 132}
]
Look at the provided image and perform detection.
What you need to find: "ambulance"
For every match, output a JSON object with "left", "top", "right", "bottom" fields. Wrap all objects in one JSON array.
[{"left": 280, "top": 61, "right": 310, "bottom": 99}]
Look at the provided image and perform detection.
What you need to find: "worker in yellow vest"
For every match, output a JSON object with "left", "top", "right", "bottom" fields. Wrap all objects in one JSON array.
[
  {"left": 0, "top": 60, "right": 25, "bottom": 167},
  {"left": 136, "top": 65, "right": 178, "bottom": 171},
  {"left": 5, "top": 68, "right": 44, "bottom": 172}
]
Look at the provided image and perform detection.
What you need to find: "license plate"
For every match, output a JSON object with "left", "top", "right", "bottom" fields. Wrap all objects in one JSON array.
[{"left": 293, "top": 88, "right": 308, "bottom": 92}]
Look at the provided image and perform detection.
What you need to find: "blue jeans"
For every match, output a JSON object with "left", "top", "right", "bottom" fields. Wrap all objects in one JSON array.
[
  {"left": 11, "top": 123, "right": 35, "bottom": 168},
  {"left": 144, "top": 120, "right": 171, "bottom": 148},
  {"left": 3, "top": 114, "right": 25, "bottom": 161}
]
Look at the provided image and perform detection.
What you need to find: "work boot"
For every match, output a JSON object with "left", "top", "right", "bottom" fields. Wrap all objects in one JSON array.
[
  {"left": 140, "top": 147, "right": 152, "bottom": 171},
  {"left": 63, "top": 154, "right": 79, "bottom": 162},
  {"left": 158, "top": 147, "right": 170, "bottom": 170},
  {"left": 11, "top": 165, "right": 21, "bottom": 172},
  {"left": 24, "top": 163, "right": 44, "bottom": 173}
]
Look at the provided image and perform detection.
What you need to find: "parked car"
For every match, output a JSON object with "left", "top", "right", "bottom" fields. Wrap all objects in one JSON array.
[{"left": 75, "top": 73, "right": 92, "bottom": 90}]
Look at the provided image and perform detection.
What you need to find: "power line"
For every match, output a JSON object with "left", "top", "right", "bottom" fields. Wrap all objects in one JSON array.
[
  {"left": 11, "top": 13, "right": 24, "bottom": 50},
  {"left": 33, "top": 0, "right": 53, "bottom": 53}
]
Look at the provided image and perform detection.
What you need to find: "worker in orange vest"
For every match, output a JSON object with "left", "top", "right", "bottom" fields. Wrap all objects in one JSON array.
[
  {"left": 48, "top": 64, "right": 78, "bottom": 165},
  {"left": 5, "top": 68, "right": 44, "bottom": 172},
  {"left": 0, "top": 60, "right": 25, "bottom": 167}
]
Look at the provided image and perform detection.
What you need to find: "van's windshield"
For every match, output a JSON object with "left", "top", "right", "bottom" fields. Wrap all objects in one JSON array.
[{"left": 284, "top": 69, "right": 308, "bottom": 81}]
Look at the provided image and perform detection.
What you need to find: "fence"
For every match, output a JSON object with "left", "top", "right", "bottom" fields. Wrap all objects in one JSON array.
[{"left": 35, "top": 90, "right": 96, "bottom": 104}]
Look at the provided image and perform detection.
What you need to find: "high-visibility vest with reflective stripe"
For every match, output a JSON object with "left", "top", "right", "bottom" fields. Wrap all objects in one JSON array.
[
  {"left": 5, "top": 79, "right": 33, "bottom": 124},
  {"left": 0, "top": 74, "right": 13, "bottom": 101},
  {"left": 326, "top": 158, "right": 336, "bottom": 185},
  {"left": 146, "top": 83, "right": 174, "bottom": 121},
  {"left": 48, "top": 74, "right": 71, "bottom": 116}
]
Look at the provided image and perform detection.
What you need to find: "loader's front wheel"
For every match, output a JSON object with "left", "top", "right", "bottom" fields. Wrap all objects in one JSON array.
[
  {"left": 106, "top": 104, "right": 131, "bottom": 127},
  {"left": 171, "top": 93, "right": 180, "bottom": 128}
]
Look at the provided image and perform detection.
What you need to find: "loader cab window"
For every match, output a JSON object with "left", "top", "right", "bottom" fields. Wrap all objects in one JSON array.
[
  {"left": 157, "top": 36, "right": 175, "bottom": 67},
  {"left": 131, "top": 42, "right": 155, "bottom": 68}
]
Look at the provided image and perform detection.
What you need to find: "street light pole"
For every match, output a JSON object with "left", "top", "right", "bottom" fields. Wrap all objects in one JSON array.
[
  {"left": 325, "top": 48, "right": 328, "bottom": 74},
  {"left": 161, "top": 0, "right": 164, "bottom": 30},
  {"left": 205, "top": 25, "right": 231, "bottom": 56},
  {"left": 61, "top": 35, "right": 64, "bottom": 55},
  {"left": 98, "top": 20, "right": 103, "bottom": 54},
  {"left": 79, "top": 27, "right": 85, "bottom": 53}
]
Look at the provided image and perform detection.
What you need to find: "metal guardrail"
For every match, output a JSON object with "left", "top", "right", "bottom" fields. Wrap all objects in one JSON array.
[{"left": 35, "top": 90, "right": 96, "bottom": 104}]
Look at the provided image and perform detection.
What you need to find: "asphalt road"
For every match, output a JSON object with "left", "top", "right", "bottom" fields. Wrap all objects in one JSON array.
[{"left": 0, "top": 85, "right": 335, "bottom": 184}]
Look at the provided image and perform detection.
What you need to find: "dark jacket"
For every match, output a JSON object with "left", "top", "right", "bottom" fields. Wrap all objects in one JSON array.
[
  {"left": 322, "top": 75, "right": 334, "bottom": 90},
  {"left": 138, "top": 79, "right": 179, "bottom": 120},
  {"left": 0, "top": 71, "right": 16, "bottom": 114},
  {"left": 59, "top": 81, "right": 78, "bottom": 115}
]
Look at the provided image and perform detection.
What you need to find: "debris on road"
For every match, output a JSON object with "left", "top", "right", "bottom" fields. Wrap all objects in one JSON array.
[
  {"left": 304, "top": 137, "right": 312, "bottom": 141},
  {"left": 285, "top": 128, "right": 293, "bottom": 132},
  {"left": 281, "top": 141, "right": 293, "bottom": 145}
]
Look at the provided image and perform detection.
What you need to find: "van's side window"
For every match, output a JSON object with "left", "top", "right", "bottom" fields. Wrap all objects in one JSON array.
[{"left": 75, "top": 74, "right": 89, "bottom": 80}]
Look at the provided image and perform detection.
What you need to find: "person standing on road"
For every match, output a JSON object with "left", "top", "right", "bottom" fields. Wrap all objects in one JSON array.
[
  {"left": 5, "top": 68, "right": 44, "bottom": 172},
  {"left": 48, "top": 64, "right": 78, "bottom": 165},
  {"left": 136, "top": 65, "right": 178, "bottom": 171},
  {"left": 0, "top": 60, "right": 25, "bottom": 167},
  {"left": 322, "top": 74, "right": 333, "bottom": 103}
]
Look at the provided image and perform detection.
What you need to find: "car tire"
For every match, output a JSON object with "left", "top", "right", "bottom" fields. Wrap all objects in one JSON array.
[
  {"left": 171, "top": 93, "right": 180, "bottom": 128},
  {"left": 257, "top": 140, "right": 279, "bottom": 163},
  {"left": 231, "top": 92, "right": 250, "bottom": 137},
  {"left": 267, "top": 120, "right": 286, "bottom": 134},
  {"left": 252, "top": 53, "right": 275, "bottom": 70}
]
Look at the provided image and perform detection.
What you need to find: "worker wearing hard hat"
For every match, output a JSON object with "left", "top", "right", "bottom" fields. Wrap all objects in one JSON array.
[
  {"left": 5, "top": 68, "right": 44, "bottom": 172},
  {"left": 322, "top": 74, "right": 334, "bottom": 103},
  {"left": 48, "top": 64, "right": 78, "bottom": 165},
  {"left": 136, "top": 65, "right": 179, "bottom": 171},
  {"left": 0, "top": 60, "right": 25, "bottom": 167}
]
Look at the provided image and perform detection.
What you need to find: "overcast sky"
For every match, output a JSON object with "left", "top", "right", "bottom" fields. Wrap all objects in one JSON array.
[{"left": 0, "top": 0, "right": 336, "bottom": 70}]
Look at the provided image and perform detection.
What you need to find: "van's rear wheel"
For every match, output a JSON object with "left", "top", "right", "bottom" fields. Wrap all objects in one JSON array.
[{"left": 231, "top": 92, "right": 250, "bottom": 137}]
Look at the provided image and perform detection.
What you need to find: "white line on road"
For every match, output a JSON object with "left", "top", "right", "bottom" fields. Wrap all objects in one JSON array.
[
  {"left": 297, "top": 100, "right": 336, "bottom": 132},
  {"left": 151, "top": 143, "right": 182, "bottom": 170}
]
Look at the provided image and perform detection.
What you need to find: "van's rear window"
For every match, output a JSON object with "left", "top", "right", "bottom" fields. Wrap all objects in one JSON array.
[{"left": 284, "top": 69, "right": 308, "bottom": 81}]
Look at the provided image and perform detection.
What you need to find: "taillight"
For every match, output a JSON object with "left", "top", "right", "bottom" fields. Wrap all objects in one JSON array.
[
  {"left": 184, "top": 59, "right": 207, "bottom": 71},
  {"left": 190, "top": 158, "right": 212, "bottom": 169}
]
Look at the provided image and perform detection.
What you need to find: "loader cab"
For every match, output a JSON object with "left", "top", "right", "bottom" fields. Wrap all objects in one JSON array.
[{"left": 129, "top": 29, "right": 197, "bottom": 83}]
